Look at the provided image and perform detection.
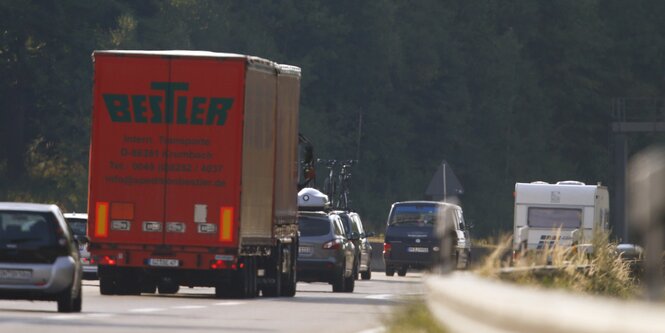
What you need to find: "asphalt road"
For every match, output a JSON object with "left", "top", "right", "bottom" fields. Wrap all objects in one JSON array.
[{"left": 0, "top": 272, "right": 424, "bottom": 333}]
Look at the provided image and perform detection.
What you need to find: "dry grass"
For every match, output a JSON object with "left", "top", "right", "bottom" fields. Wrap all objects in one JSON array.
[
  {"left": 385, "top": 301, "right": 448, "bottom": 333},
  {"left": 476, "top": 229, "right": 638, "bottom": 298}
]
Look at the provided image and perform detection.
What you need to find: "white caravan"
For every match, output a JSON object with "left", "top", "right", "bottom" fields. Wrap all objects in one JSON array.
[{"left": 513, "top": 181, "right": 609, "bottom": 253}]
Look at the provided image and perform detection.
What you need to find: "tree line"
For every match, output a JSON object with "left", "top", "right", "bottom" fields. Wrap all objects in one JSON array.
[{"left": 2, "top": 0, "right": 665, "bottom": 236}]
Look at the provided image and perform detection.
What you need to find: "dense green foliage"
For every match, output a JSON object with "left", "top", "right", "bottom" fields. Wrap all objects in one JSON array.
[{"left": 2, "top": 0, "right": 665, "bottom": 236}]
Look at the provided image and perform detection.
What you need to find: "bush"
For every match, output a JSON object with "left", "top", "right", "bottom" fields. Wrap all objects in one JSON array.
[{"left": 476, "top": 229, "right": 637, "bottom": 298}]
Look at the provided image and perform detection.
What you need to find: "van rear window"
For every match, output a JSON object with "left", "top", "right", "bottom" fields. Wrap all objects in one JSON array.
[
  {"left": 527, "top": 208, "right": 582, "bottom": 229},
  {"left": 389, "top": 204, "right": 438, "bottom": 226}
]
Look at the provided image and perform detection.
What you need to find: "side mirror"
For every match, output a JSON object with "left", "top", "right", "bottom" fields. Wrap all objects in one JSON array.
[
  {"left": 348, "top": 232, "right": 360, "bottom": 241},
  {"left": 74, "top": 235, "right": 90, "bottom": 244}
]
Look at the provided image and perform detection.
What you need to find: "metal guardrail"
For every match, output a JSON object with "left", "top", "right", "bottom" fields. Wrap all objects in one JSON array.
[{"left": 425, "top": 272, "right": 665, "bottom": 333}]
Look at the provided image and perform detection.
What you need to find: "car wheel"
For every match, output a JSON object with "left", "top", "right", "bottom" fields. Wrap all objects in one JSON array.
[
  {"left": 385, "top": 266, "right": 395, "bottom": 276},
  {"left": 332, "top": 265, "right": 346, "bottom": 292},
  {"left": 361, "top": 267, "right": 372, "bottom": 280},
  {"left": 344, "top": 271, "right": 355, "bottom": 293},
  {"left": 397, "top": 266, "right": 407, "bottom": 277},
  {"left": 57, "top": 283, "right": 81, "bottom": 313}
]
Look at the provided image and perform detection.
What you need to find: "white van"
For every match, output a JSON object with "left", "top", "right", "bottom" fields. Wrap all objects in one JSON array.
[{"left": 513, "top": 181, "right": 609, "bottom": 254}]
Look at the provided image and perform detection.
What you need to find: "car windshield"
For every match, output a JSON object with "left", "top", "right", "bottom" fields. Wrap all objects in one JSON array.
[
  {"left": 0, "top": 211, "right": 56, "bottom": 246},
  {"left": 65, "top": 218, "right": 87, "bottom": 237},
  {"left": 298, "top": 216, "right": 331, "bottom": 237},
  {"left": 389, "top": 204, "right": 438, "bottom": 226}
]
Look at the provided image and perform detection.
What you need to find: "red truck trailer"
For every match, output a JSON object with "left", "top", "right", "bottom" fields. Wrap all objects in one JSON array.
[{"left": 87, "top": 50, "right": 300, "bottom": 298}]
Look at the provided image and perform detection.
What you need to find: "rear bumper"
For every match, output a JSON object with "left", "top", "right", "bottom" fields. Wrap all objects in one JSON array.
[
  {"left": 0, "top": 256, "right": 78, "bottom": 300},
  {"left": 296, "top": 259, "right": 342, "bottom": 283}
]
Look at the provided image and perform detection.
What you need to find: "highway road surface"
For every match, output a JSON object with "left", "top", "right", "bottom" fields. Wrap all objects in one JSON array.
[{"left": 0, "top": 272, "right": 424, "bottom": 333}]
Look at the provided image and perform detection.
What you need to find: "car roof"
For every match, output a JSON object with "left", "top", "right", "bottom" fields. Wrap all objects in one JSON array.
[
  {"left": 392, "top": 200, "right": 462, "bottom": 210},
  {"left": 298, "top": 211, "right": 337, "bottom": 218},
  {"left": 0, "top": 202, "right": 60, "bottom": 213},
  {"left": 64, "top": 212, "right": 88, "bottom": 219}
]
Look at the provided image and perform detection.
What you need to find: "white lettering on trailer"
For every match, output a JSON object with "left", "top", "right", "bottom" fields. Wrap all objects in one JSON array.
[
  {"left": 143, "top": 221, "right": 163, "bottom": 232},
  {"left": 166, "top": 222, "right": 186, "bottom": 233},
  {"left": 197, "top": 223, "right": 217, "bottom": 233},
  {"left": 111, "top": 220, "right": 131, "bottom": 231}
]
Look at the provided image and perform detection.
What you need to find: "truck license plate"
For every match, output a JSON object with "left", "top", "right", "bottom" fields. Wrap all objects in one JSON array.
[
  {"left": 407, "top": 247, "right": 429, "bottom": 253},
  {"left": 0, "top": 269, "right": 32, "bottom": 280},
  {"left": 148, "top": 258, "right": 180, "bottom": 267}
]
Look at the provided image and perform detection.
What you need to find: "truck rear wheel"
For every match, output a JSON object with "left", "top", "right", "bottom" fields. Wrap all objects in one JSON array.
[
  {"left": 280, "top": 242, "right": 297, "bottom": 297},
  {"left": 224, "top": 256, "right": 257, "bottom": 299},
  {"left": 99, "top": 266, "right": 117, "bottom": 295},
  {"left": 262, "top": 247, "right": 282, "bottom": 297}
]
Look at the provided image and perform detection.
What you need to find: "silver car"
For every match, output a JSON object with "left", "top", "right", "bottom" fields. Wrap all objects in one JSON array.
[
  {"left": 297, "top": 211, "right": 356, "bottom": 292},
  {"left": 336, "top": 211, "right": 374, "bottom": 280},
  {"left": 0, "top": 202, "right": 83, "bottom": 312},
  {"left": 64, "top": 213, "right": 98, "bottom": 279}
]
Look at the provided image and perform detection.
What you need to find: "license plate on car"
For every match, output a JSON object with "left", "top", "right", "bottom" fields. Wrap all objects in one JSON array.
[
  {"left": 298, "top": 246, "right": 313, "bottom": 255},
  {"left": 148, "top": 258, "right": 180, "bottom": 267},
  {"left": 0, "top": 269, "right": 32, "bottom": 280},
  {"left": 407, "top": 247, "right": 429, "bottom": 253}
]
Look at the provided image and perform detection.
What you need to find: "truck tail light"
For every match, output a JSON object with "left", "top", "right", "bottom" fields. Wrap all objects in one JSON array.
[
  {"left": 210, "top": 260, "right": 228, "bottom": 270},
  {"left": 322, "top": 239, "right": 342, "bottom": 250},
  {"left": 219, "top": 207, "right": 234, "bottom": 242},
  {"left": 95, "top": 202, "right": 109, "bottom": 238},
  {"left": 99, "top": 255, "right": 116, "bottom": 266},
  {"left": 383, "top": 242, "right": 392, "bottom": 254}
]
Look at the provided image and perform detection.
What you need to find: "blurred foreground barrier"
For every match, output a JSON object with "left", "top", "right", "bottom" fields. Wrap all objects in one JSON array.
[{"left": 426, "top": 273, "right": 665, "bottom": 333}]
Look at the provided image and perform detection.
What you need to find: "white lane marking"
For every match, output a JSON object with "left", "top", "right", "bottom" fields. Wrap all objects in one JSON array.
[
  {"left": 172, "top": 305, "right": 207, "bottom": 310},
  {"left": 213, "top": 301, "right": 243, "bottom": 306},
  {"left": 128, "top": 308, "right": 165, "bottom": 313},
  {"left": 49, "top": 314, "right": 85, "bottom": 320},
  {"left": 48, "top": 313, "right": 115, "bottom": 320},
  {"left": 86, "top": 313, "right": 115, "bottom": 318},
  {"left": 357, "top": 327, "right": 386, "bottom": 333},
  {"left": 365, "top": 294, "right": 394, "bottom": 300}
]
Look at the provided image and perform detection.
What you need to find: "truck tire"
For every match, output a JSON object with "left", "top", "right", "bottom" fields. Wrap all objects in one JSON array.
[
  {"left": 280, "top": 242, "right": 297, "bottom": 297},
  {"left": 229, "top": 256, "right": 257, "bottom": 299},
  {"left": 98, "top": 265, "right": 116, "bottom": 295},
  {"left": 385, "top": 266, "right": 395, "bottom": 277},
  {"left": 262, "top": 248, "right": 282, "bottom": 297}
]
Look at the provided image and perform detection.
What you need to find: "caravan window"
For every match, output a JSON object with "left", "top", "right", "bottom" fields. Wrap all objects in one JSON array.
[{"left": 527, "top": 207, "right": 582, "bottom": 228}]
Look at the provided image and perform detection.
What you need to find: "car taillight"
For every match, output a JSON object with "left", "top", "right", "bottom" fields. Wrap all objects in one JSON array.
[
  {"left": 99, "top": 255, "right": 116, "bottom": 266},
  {"left": 383, "top": 242, "right": 392, "bottom": 254},
  {"left": 322, "top": 239, "right": 342, "bottom": 250}
]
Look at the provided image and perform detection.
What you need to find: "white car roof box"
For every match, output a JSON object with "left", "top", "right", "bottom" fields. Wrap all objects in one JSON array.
[{"left": 298, "top": 188, "right": 330, "bottom": 211}]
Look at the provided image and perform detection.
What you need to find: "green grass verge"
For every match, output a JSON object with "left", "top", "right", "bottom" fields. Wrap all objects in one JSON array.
[{"left": 385, "top": 301, "right": 448, "bottom": 333}]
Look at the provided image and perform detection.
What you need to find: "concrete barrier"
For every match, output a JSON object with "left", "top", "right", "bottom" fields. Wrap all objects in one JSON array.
[{"left": 426, "top": 272, "right": 665, "bottom": 333}]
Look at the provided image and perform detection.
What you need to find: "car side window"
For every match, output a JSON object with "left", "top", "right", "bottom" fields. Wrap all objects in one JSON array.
[
  {"left": 332, "top": 216, "right": 345, "bottom": 237},
  {"left": 457, "top": 210, "right": 466, "bottom": 230},
  {"left": 350, "top": 215, "right": 362, "bottom": 234}
]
